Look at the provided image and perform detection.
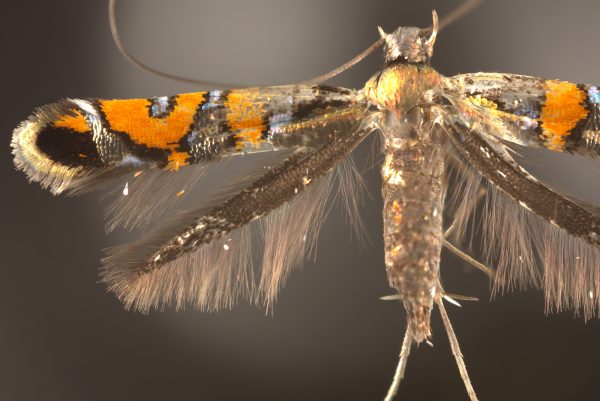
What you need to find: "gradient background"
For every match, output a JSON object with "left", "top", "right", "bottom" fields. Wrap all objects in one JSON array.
[{"left": 2, "top": 1, "right": 600, "bottom": 400}]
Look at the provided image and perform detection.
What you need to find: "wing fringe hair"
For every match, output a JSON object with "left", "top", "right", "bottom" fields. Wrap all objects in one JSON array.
[
  {"left": 101, "top": 155, "right": 368, "bottom": 313},
  {"left": 446, "top": 152, "right": 600, "bottom": 319}
]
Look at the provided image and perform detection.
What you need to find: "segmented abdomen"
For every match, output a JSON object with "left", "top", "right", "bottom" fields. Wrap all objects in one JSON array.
[{"left": 382, "top": 124, "right": 445, "bottom": 342}]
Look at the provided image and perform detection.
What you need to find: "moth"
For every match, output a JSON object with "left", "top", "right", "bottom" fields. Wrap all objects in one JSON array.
[{"left": 10, "top": 1, "right": 600, "bottom": 400}]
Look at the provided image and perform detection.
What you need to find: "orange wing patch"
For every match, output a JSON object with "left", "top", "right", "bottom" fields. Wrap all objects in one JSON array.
[
  {"left": 100, "top": 92, "right": 206, "bottom": 170},
  {"left": 224, "top": 90, "right": 267, "bottom": 151},
  {"left": 540, "top": 80, "right": 588, "bottom": 151},
  {"left": 53, "top": 109, "right": 90, "bottom": 133}
]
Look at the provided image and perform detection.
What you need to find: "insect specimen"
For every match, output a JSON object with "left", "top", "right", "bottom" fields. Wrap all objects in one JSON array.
[{"left": 9, "top": 1, "right": 600, "bottom": 400}]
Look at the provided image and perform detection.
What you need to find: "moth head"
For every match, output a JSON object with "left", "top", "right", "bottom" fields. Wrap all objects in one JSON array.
[{"left": 379, "top": 10, "right": 438, "bottom": 64}]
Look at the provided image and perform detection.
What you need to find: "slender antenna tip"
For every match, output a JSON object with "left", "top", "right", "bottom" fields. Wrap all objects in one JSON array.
[{"left": 438, "top": 0, "right": 483, "bottom": 32}]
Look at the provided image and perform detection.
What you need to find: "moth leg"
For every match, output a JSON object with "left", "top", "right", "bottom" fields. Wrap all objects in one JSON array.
[
  {"left": 383, "top": 325, "right": 413, "bottom": 401},
  {"left": 443, "top": 293, "right": 479, "bottom": 303},
  {"left": 436, "top": 296, "right": 479, "bottom": 401},
  {"left": 443, "top": 186, "right": 486, "bottom": 240},
  {"left": 443, "top": 239, "right": 495, "bottom": 279},
  {"left": 443, "top": 184, "right": 493, "bottom": 278},
  {"left": 443, "top": 221, "right": 457, "bottom": 238}
]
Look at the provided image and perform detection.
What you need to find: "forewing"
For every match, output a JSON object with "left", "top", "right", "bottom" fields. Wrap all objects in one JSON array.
[
  {"left": 12, "top": 84, "right": 364, "bottom": 231},
  {"left": 446, "top": 73, "right": 600, "bottom": 156}
]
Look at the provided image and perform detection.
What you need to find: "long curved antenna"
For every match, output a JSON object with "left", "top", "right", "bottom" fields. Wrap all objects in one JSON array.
[
  {"left": 300, "top": 38, "right": 385, "bottom": 85},
  {"left": 307, "top": 0, "right": 483, "bottom": 84},
  {"left": 108, "top": 0, "right": 241, "bottom": 88},
  {"left": 110, "top": 0, "right": 483, "bottom": 87},
  {"left": 437, "top": 0, "right": 483, "bottom": 32}
]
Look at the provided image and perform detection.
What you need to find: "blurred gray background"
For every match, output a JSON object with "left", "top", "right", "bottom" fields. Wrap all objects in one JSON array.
[{"left": 2, "top": 1, "right": 600, "bottom": 400}]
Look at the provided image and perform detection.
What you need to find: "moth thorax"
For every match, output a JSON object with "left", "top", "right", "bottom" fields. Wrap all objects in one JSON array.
[
  {"left": 365, "top": 64, "right": 443, "bottom": 117},
  {"left": 381, "top": 110, "right": 430, "bottom": 150}
]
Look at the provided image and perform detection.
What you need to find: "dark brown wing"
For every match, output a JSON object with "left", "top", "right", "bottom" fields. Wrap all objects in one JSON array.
[{"left": 442, "top": 99, "right": 600, "bottom": 318}]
